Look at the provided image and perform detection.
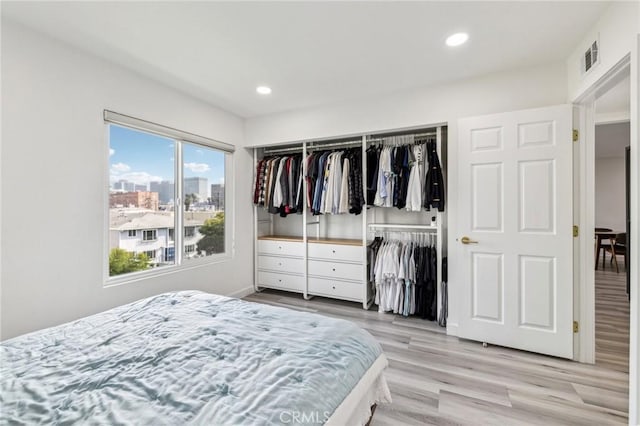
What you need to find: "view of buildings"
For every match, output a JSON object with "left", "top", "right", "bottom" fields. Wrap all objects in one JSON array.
[
  {"left": 109, "top": 191, "right": 159, "bottom": 211},
  {"left": 149, "top": 180, "right": 174, "bottom": 204},
  {"left": 184, "top": 177, "right": 208, "bottom": 202},
  {"left": 211, "top": 183, "right": 225, "bottom": 211},
  {"left": 109, "top": 178, "right": 225, "bottom": 273}
]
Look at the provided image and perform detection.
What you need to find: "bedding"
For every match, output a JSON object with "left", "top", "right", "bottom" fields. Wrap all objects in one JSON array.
[{"left": 0, "top": 291, "right": 389, "bottom": 425}]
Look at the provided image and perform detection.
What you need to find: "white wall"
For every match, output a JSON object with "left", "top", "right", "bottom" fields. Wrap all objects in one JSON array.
[
  {"left": 594, "top": 122, "right": 630, "bottom": 232},
  {"left": 595, "top": 158, "right": 626, "bottom": 232},
  {"left": 567, "top": 1, "right": 639, "bottom": 102},
  {"left": 0, "top": 21, "right": 254, "bottom": 340},
  {"left": 245, "top": 62, "right": 569, "bottom": 331}
]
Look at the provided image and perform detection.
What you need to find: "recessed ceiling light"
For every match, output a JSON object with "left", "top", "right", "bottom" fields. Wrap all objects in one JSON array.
[
  {"left": 256, "top": 86, "right": 272, "bottom": 95},
  {"left": 446, "top": 32, "right": 469, "bottom": 47}
]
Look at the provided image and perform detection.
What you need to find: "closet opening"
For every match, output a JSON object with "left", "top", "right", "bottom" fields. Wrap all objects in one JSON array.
[{"left": 251, "top": 125, "right": 448, "bottom": 323}]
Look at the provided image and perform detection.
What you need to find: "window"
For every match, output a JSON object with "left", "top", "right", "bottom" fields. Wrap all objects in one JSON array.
[
  {"left": 142, "top": 230, "right": 157, "bottom": 241},
  {"left": 164, "top": 247, "right": 175, "bottom": 262},
  {"left": 106, "top": 111, "right": 233, "bottom": 280}
]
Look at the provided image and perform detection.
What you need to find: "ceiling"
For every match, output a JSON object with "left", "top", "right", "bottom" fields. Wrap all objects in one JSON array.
[{"left": 2, "top": 1, "right": 609, "bottom": 118}]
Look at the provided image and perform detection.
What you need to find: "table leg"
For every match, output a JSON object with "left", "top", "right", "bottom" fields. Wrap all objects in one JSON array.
[{"left": 595, "top": 237, "right": 601, "bottom": 270}]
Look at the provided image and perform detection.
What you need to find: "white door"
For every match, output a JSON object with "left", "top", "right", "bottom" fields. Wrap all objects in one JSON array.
[{"left": 457, "top": 105, "right": 573, "bottom": 359}]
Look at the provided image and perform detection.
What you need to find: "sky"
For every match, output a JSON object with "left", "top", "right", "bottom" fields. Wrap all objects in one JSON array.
[{"left": 109, "top": 124, "right": 225, "bottom": 189}]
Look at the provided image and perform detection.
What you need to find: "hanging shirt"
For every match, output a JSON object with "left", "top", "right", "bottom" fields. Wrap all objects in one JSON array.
[
  {"left": 424, "top": 139, "right": 445, "bottom": 212},
  {"left": 406, "top": 144, "right": 424, "bottom": 212}
]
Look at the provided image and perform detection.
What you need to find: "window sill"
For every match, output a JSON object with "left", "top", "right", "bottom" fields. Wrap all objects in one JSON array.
[{"left": 104, "top": 252, "right": 232, "bottom": 288}]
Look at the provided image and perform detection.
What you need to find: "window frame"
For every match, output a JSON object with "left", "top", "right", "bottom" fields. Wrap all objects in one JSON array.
[
  {"left": 104, "top": 111, "right": 234, "bottom": 286},
  {"left": 184, "top": 226, "right": 196, "bottom": 238}
]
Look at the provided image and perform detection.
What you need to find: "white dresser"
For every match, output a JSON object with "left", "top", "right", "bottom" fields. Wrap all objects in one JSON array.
[
  {"left": 307, "top": 239, "right": 364, "bottom": 302},
  {"left": 255, "top": 236, "right": 365, "bottom": 304},
  {"left": 256, "top": 237, "right": 305, "bottom": 294}
]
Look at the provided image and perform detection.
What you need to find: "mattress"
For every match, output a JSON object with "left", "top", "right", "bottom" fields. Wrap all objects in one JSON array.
[{"left": 0, "top": 291, "right": 389, "bottom": 425}]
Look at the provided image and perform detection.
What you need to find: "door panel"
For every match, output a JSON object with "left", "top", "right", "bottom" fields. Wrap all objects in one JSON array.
[
  {"left": 519, "top": 159, "right": 555, "bottom": 233},
  {"left": 472, "top": 253, "right": 504, "bottom": 323},
  {"left": 471, "top": 127, "right": 503, "bottom": 151},
  {"left": 518, "top": 120, "right": 556, "bottom": 148},
  {"left": 519, "top": 255, "right": 555, "bottom": 330},
  {"left": 471, "top": 163, "right": 503, "bottom": 232},
  {"left": 458, "top": 105, "right": 573, "bottom": 359}
]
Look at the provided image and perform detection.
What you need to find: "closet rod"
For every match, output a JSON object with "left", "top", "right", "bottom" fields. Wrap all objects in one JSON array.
[
  {"left": 263, "top": 146, "right": 304, "bottom": 155},
  {"left": 307, "top": 140, "right": 362, "bottom": 150},
  {"left": 366, "top": 131, "right": 437, "bottom": 143},
  {"left": 368, "top": 223, "right": 437, "bottom": 230},
  {"left": 262, "top": 139, "right": 362, "bottom": 155}
]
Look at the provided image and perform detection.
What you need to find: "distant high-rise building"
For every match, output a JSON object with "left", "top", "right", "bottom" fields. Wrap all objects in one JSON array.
[
  {"left": 210, "top": 184, "right": 225, "bottom": 211},
  {"left": 134, "top": 184, "right": 147, "bottom": 192},
  {"left": 113, "top": 179, "right": 136, "bottom": 192},
  {"left": 150, "top": 180, "right": 175, "bottom": 204},
  {"left": 184, "top": 177, "right": 208, "bottom": 202}
]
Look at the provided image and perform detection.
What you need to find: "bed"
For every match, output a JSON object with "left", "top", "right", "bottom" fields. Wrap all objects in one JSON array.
[{"left": 0, "top": 291, "right": 390, "bottom": 425}]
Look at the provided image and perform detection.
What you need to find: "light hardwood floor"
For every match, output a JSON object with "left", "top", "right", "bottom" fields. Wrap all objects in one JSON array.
[
  {"left": 595, "top": 259, "right": 630, "bottom": 373},
  {"left": 245, "top": 283, "right": 629, "bottom": 425}
]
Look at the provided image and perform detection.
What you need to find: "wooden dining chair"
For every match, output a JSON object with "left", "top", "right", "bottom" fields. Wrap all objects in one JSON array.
[
  {"left": 603, "top": 233, "right": 627, "bottom": 273},
  {"left": 595, "top": 227, "right": 613, "bottom": 269}
]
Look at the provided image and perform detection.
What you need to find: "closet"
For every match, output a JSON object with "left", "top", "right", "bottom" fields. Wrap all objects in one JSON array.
[{"left": 252, "top": 126, "right": 447, "bottom": 321}]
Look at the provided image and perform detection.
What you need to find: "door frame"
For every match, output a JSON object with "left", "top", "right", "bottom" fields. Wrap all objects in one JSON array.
[
  {"left": 573, "top": 54, "right": 631, "bottom": 365},
  {"left": 573, "top": 43, "right": 639, "bottom": 424}
]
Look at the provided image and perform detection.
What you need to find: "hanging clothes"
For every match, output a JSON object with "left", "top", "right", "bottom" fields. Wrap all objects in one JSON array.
[
  {"left": 392, "top": 145, "right": 410, "bottom": 209},
  {"left": 252, "top": 154, "right": 304, "bottom": 217},
  {"left": 366, "top": 146, "right": 380, "bottom": 205},
  {"left": 405, "top": 144, "right": 424, "bottom": 212},
  {"left": 369, "top": 234, "right": 438, "bottom": 320},
  {"left": 303, "top": 147, "right": 364, "bottom": 216},
  {"left": 424, "top": 139, "right": 445, "bottom": 212}
]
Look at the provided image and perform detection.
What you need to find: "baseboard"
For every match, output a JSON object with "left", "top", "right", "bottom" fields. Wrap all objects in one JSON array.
[
  {"left": 227, "top": 286, "right": 255, "bottom": 299},
  {"left": 446, "top": 323, "right": 459, "bottom": 336}
]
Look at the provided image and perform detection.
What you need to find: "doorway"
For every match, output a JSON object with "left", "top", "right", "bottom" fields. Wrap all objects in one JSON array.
[{"left": 594, "top": 116, "right": 631, "bottom": 372}]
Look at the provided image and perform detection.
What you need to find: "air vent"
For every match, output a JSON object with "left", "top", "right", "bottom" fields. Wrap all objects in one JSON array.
[{"left": 583, "top": 39, "right": 599, "bottom": 74}]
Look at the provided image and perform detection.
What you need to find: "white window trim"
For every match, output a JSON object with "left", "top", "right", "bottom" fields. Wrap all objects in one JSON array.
[
  {"left": 104, "top": 110, "right": 235, "bottom": 153},
  {"left": 142, "top": 230, "right": 157, "bottom": 241},
  {"left": 103, "top": 111, "right": 235, "bottom": 287}
]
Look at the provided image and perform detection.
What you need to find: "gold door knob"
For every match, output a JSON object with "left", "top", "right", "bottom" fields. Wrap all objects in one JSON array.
[{"left": 461, "top": 236, "right": 478, "bottom": 244}]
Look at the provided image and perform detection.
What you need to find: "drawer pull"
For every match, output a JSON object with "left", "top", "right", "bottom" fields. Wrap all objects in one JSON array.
[
  {"left": 332, "top": 268, "right": 336, "bottom": 272},
  {"left": 332, "top": 285, "right": 336, "bottom": 290},
  {"left": 278, "top": 279, "right": 282, "bottom": 282},
  {"left": 278, "top": 262, "right": 282, "bottom": 266},
  {"left": 278, "top": 246, "right": 282, "bottom": 250},
  {"left": 332, "top": 250, "right": 336, "bottom": 254}
]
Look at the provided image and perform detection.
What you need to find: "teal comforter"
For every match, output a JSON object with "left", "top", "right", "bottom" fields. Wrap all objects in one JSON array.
[{"left": 0, "top": 291, "right": 382, "bottom": 425}]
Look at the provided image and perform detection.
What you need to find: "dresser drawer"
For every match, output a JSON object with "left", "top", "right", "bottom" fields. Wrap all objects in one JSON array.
[
  {"left": 257, "top": 271, "right": 305, "bottom": 293},
  {"left": 258, "top": 255, "right": 304, "bottom": 274},
  {"left": 308, "top": 243, "right": 362, "bottom": 262},
  {"left": 308, "top": 260, "right": 363, "bottom": 281},
  {"left": 258, "top": 240, "right": 304, "bottom": 257},
  {"left": 308, "top": 277, "right": 362, "bottom": 302}
]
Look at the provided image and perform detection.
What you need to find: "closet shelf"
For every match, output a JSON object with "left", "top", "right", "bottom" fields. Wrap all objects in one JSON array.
[
  {"left": 257, "top": 235, "right": 362, "bottom": 246},
  {"left": 367, "top": 223, "right": 437, "bottom": 230}
]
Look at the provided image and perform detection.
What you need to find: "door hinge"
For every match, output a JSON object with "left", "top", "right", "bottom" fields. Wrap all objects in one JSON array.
[
  {"left": 573, "top": 321, "right": 579, "bottom": 333},
  {"left": 573, "top": 225, "right": 579, "bottom": 237},
  {"left": 573, "top": 129, "right": 579, "bottom": 142}
]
